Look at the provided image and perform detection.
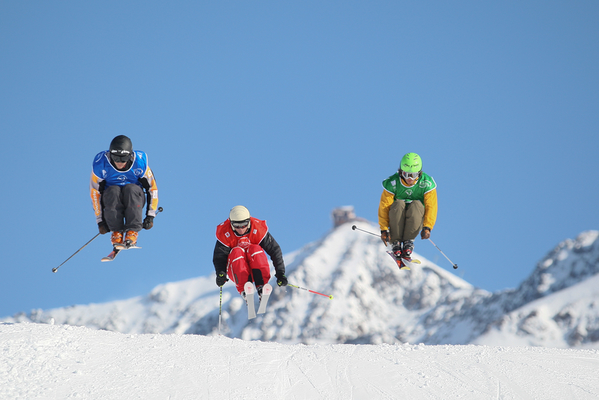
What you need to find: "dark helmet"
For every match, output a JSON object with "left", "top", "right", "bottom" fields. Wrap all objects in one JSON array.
[{"left": 109, "top": 135, "right": 133, "bottom": 163}]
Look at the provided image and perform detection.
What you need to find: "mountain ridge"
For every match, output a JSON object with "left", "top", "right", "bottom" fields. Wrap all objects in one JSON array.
[{"left": 4, "top": 218, "right": 598, "bottom": 348}]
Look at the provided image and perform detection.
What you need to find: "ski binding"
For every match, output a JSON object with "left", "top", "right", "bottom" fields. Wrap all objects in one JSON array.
[{"left": 113, "top": 243, "right": 142, "bottom": 251}]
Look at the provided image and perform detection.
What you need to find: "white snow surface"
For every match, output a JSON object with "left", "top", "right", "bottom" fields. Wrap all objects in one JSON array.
[{"left": 3, "top": 322, "right": 599, "bottom": 400}]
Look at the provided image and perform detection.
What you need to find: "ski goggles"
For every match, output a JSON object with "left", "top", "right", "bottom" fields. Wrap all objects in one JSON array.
[
  {"left": 401, "top": 170, "right": 420, "bottom": 180},
  {"left": 110, "top": 150, "right": 131, "bottom": 163},
  {"left": 231, "top": 219, "right": 250, "bottom": 229}
]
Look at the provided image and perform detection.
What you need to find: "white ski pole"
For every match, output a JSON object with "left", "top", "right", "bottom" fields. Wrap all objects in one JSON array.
[{"left": 428, "top": 238, "right": 458, "bottom": 269}]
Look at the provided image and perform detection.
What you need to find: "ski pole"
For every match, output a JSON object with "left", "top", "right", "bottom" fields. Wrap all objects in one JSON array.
[
  {"left": 52, "top": 233, "right": 101, "bottom": 273},
  {"left": 288, "top": 283, "right": 334, "bottom": 300},
  {"left": 428, "top": 238, "right": 458, "bottom": 269},
  {"left": 351, "top": 225, "right": 380, "bottom": 237},
  {"left": 52, "top": 207, "right": 164, "bottom": 273},
  {"left": 218, "top": 286, "right": 223, "bottom": 335},
  {"left": 354, "top": 224, "right": 459, "bottom": 269}
]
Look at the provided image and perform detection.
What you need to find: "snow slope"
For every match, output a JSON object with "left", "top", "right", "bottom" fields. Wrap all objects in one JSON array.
[{"left": 2, "top": 322, "right": 599, "bottom": 400}]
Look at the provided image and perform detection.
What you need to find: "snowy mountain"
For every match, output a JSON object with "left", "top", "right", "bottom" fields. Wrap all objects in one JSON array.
[
  {"left": 420, "top": 230, "right": 599, "bottom": 346},
  {"left": 4, "top": 213, "right": 599, "bottom": 349},
  {"left": 474, "top": 231, "right": 599, "bottom": 348}
]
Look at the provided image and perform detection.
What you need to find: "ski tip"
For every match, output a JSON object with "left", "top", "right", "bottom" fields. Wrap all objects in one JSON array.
[
  {"left": 262, "top": 284, "right": 273, "bottom": 295},
  {"left": 244, "top": 281, "right": 255, "bottom": 294}
]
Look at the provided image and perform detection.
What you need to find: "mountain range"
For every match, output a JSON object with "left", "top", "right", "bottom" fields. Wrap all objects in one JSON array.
[{"left": 5, "top": 210, "right": 599, "bottom": 349}]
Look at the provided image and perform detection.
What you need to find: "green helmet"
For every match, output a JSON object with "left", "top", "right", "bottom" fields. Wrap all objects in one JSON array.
[{"left": 399, "top": 153, "right": 422, "bottom": 173}]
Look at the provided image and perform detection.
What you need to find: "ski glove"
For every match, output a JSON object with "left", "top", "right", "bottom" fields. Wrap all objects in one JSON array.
[
  {"left": 98, "top": 222, "right": 110, "bottom": 235},
  {"left": 143, "top": 216, "right": 154, "bottom": 230},
  {"left": 381, "top": 230, "right": 390, "bottom": 246},
  {"left": 276, "top": 273, "right": 288, "bottom": 287},
  {"left": 420, "top": 227, "right": 431, "bottom": 240},
  {"left": 216, "top": 272, "right": 228, "bottom": 287}
]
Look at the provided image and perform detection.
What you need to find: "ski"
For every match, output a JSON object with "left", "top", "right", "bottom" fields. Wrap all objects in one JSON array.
[
  {"left": 244, "top": 281, "right": 257, "bottom": 319},
  {"left": 113, "top": 243, "right": 142, "bottom": 251},
  {"left": 101, "top": 243, "right": 141, "bottom": 262},
  {"left": 101, "top": 248, "right": 121, "bottom": 262},
  {"left": 386, "top": 251, "right": 421, "bottom": 271},
  {"left": 257, "top": 283, "right": 273, "bottom": 315}
]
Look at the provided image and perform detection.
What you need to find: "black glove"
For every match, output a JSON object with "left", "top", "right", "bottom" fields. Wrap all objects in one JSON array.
[
  {"left": 381, "top": 230, "right": 390, "bottom": 246},
  {"left": 98, "top": 222, "right": 109, "bottom": 235},
  {"left": 276, "top": 273, "right": 288, "bottom": 287},
  {"left": 216, "top": 272, "right": 228, "bottom": 287},
  {"left": 143, "top": 216, "right": 154, "bottom": 230}
]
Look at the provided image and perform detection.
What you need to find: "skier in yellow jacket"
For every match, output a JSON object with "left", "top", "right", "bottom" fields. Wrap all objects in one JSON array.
[{"left": 378, "top": 152, "right": 437, "bottom": 264}]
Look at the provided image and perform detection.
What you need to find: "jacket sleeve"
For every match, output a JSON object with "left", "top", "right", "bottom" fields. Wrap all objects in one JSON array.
[
  {"left": 139, "top": 167, "right": 159, "bottom": 217},
  {"left": 423, "top": 188, "right": 438, "bottom": 230},
  {"left": 378, "top": 189, "right": 395, "bottom": 231},
  {"left": 260, "top": 232, "right": 286, "bottom": 276},
  {"left": 90, "top": 171, "right": 104, "bottom": 224},
  {"left": 212, "top": 240, "right": 230, "bottom": 275}
]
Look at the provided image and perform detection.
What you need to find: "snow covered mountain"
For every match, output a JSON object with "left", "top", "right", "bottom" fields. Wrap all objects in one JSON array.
[
  {"left": 473, "top": 230, "right": 599, "bottom": 348},
  {"left": 4, "top": 212, "right": 599, "bottom": 349}
]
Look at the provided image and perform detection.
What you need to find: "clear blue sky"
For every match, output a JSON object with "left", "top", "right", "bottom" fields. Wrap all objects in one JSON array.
[{"left": 1, "top": 1, "right": 598, "bottom": 318}]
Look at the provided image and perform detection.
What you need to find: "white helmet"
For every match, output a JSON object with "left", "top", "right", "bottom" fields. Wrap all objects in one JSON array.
[{"left": 229, "top": 205, "right": 250, "bottom": 222}]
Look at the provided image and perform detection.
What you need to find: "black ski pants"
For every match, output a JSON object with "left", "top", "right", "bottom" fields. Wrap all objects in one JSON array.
[{"left": 102, "top": 184, "right": 145, "bottom": 232}]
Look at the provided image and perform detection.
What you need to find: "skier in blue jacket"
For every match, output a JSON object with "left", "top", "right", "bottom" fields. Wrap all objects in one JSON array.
[{"left": 90, "top": 135, "right": 159, "bottom": 247}]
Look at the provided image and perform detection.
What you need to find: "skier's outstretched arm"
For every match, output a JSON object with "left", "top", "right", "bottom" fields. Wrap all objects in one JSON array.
[{"left": 260, "top": 232, "right": 287, "bottom": 286}]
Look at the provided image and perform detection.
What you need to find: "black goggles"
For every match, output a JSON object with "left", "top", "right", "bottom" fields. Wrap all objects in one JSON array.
[
  {"left": 231, "top": 219, "right": 250, "bottom": 229},
  {"left": 110, "top": 150, "right": 131, "bottom": 163}
]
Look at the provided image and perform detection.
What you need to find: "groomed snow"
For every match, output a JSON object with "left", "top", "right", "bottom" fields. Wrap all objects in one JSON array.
[{"left": 2, "top": 322, "right": 599, "bottom": 399}]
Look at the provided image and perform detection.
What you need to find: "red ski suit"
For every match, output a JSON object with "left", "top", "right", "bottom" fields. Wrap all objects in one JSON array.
[{"left": 215, "top": 217, "right": 271, "bottom": 294}]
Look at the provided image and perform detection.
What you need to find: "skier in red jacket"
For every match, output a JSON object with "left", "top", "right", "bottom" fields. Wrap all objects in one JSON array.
[{"left": 213, "top": 205, "right": 288, "bottom": 299}]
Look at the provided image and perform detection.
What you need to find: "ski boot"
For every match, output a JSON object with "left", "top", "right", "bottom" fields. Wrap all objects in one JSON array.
[
  {"left": 401, "top": 240, "right": 414, "bottom": 262},
  {"left": 111, "top": 231, "right": 123, "bottom": 247},
  {"left": 124, "top": 230, "right": 138, "bottom": 248}
]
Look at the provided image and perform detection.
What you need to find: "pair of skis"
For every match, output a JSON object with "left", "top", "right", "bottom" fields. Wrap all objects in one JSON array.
[
  {"left": 386, "top": 251, "right": 421, "bottom": 270},
  {"left": 101, "top": 243, "right": 141, "bottom": 262},
  {"left": 244, "top": 282, "right": 272, "bottom": 319}
]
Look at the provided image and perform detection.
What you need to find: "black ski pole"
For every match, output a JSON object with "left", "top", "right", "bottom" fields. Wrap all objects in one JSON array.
[
  {"left": 428, "top": 238, "right": 458, "bottom": 269},
  {"left": 218, "top": 286, "right": 223, "bottom": 335},
  {"left": 52, "top": 233, "right": 100, "bottom": 273},
  {"left": 52, "top": 206, "right": 164, "bottom": 273}
]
